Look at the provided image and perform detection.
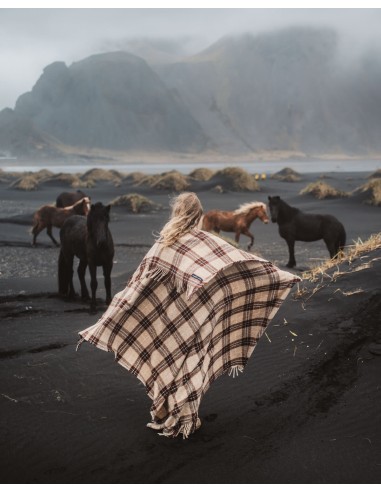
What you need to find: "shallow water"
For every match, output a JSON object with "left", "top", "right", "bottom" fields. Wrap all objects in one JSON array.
[{"left": 1, "top": 158, "right": 380, "bottom": 175}]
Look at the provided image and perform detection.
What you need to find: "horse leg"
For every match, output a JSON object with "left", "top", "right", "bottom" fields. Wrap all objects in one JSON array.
[
  {"left": 46, "top": 225, "right": 59, "bottom": 246},
  {"left": 31, "top": 222, "right": 44, "bottom": 246},
  {"left": 65, "top": 254, "right": 76, "bottom": 299},
  {"left": 324, "top": 238, "right": 338, "bottom": 259},
  {"left": 286, "top": 239, "right": 296, "bottom": 268},
  {"left": 241, "top": 229, "right": 254, "bottom": 251},
  {"left": 77, "top": 259, "right": 90, "bottom": 301},
  {"left": 103, "top": 262, "right": 113, "bottom": 305},
  {"left": 88, "top": 262, "right": 98, "bottom": 312}
]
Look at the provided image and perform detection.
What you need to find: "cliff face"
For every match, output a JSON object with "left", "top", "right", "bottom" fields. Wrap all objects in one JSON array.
[
  {"left": 0, "top": 107, "right": 62, "bottom": 157},
  {"left": 14, "top": 52, "right": 207, "bottom": 152},
  {"left": 156, "top": 28, "right": 381, "bottom": 154},
  {"left": 5, "top": 28, "right": 381, "bottom": 157}
]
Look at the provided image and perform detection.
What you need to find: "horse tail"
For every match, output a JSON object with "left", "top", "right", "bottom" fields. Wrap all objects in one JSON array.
[
  {"left": 58, "top": 249, "right": 69, "bottom": 296},
  {"left": 338, "top": 224, "right": 346, "bottom": 252}
]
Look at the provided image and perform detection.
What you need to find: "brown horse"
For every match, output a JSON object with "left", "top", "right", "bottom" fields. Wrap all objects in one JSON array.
[
  {"left": 31, "top": 197, "right": 91, "bottom": 247},
  {"left": 201, "top": 201, "right": 270, "bottom": 250}
]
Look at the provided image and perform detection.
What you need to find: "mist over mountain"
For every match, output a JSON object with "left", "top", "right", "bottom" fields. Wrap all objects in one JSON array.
[
  {"left": 14, "top": 52, "right": 207, "bottom": 153},
  {"left": 157, "top": 27, "right": 381, "bottom": 154},
  {"left": 3, "top": 26, "right": 381, "bottom": 158}
]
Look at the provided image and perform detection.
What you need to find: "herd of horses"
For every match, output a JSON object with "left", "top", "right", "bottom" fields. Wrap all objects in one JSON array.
[
  {"left": 30, "top": 190, "right": 346, "bottom": 311},
  {"left": 32, "top": 191, "right": 114, "bottom": 312}
]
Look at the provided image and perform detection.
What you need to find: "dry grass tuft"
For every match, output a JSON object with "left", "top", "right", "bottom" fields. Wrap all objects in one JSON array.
[
  {"left": 189, "top": 168, "right": 215, "bottom": 181},
  {"left": 367, "top": 168, "right": 381, "bottom": 179},
  {"left": 212, "top": 167, "right": 260, "bottom": 191},
  {"left": 136, "top": 171, "right": 190, "bottom": 191},
  {"left": 124, "top": 172, "right": 147, "bottom": 184},
  {"left": 80, "top": 168, "right": 124, "bottom": 185},
  {"left": 303, "top": 233, "right": 381, "bottom": 283},
  {"left": 109, "top": 193, "right": 162, "bottom": 213},
  {"left": 9, "top": 175, "right": 40, "bottom": 191},
  {"left": 351, "top": 178, "right": 381, "bottom": 206},
  {"left": 299, "top": 180, "right": 348, "bottom": 199},
  {"left": 271, "top": 167, "right": 301, "bottom": 182}
]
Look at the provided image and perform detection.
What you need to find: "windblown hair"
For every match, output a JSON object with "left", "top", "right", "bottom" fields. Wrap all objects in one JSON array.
[
  {"left": 157, "top": 192, "right": 203, "bottom": 247},
  {"left": 233, "top": 201, "right": 267, "bottom": 215}
]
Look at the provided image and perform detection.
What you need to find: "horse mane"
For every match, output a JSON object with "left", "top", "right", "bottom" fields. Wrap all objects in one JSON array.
[
  {"left": 63, "top": 197, "right": 90, "bottom": 211},
  {"left": 233, "top": 201, "right": 267, "bottom": 215}
]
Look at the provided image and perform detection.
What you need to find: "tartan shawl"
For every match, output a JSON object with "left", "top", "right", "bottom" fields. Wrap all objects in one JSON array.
[{"left": 78, "top": 229, "right": 300, "bottom": 438}]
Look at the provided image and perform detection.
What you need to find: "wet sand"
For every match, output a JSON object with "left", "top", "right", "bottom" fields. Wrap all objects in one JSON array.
[{"left": 0, "top": 170, "right": 380, "bottom": 483}]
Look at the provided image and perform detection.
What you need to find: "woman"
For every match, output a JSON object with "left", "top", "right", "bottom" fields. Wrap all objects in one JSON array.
[{"left": 77, "top": 192, "right": 299, "bottom": 438}]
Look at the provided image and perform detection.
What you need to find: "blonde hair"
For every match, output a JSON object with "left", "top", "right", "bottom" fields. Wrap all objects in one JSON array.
[{"left": 157, "top": 192, "right": 203, "bottom": 247}]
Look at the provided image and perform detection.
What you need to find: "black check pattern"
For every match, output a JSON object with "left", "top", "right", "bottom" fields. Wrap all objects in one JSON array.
[{"left": 79, "top": 229, "right": 299, "bottom": 438}]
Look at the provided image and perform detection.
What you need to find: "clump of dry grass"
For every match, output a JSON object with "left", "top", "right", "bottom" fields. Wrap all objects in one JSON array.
[
  {"left": 293, "top": 233, "right": 381, "bottom": 304},
  {"left": 271, "top": 167, "right": 302, "bottom": 182},
  {"left": 303, "top": 233, "right": 381, "bottom": 283},
  {"left": 367, "top": 169, "right": 381, "bottom": 179},
  {"left": 109, "top": 193, "right": 162, "bottom": 213},
  {"left": 80, "top": 168, "right": 124, "bottom": 186},
  {"left": 136, "top": 171, "right": 190, "bottom": 191},
  {"left": 212, "top": 167, "right": 260, "bottom": 191},
  {"left": 9, "top": 175, "right": 40, "bottom": 190},
  {"left": 124, "top": 172, "right": 147, "bottom": 184},
  {"left": 189, "top": 168, "right": 215, "bottom": 181},
  {"left": 351, "top": 178, "right": 381, "bottom": 206},
  {"left": 299, "top": 181, "right": 348, "bottom": 199}
]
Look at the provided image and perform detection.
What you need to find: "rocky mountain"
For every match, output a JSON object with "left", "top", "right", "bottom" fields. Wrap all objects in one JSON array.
[
  {"left": 14, "top": 52, "right": 207, "bottom": 153},
  {"left": 156, "top": 27, "right": 381, "bottom": 154},
  {"left": 0, "top": 108, "right": 63, "bottom": 158},
  {"left": 3, "top": 28, "right": 381, "bottom": 158}
]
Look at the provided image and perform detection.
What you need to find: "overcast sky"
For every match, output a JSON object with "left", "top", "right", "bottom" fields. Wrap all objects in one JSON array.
[{"left": 1, "top": 6, "right": 381, "bottom": 110}]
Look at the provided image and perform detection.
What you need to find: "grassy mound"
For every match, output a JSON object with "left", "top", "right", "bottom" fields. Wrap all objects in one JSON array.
[
  {"left": 80, "top": 168, "right": 124, "bottom": 185},
  {"left": 124, "top": 172, "right": 147, "bottom": 185},
  {"left": 351, "top": 178, "right": 381, "bottom": 206},
  {"left": 9, "top": 175, "right": 40, "bottom": 191},
  {"left": 109, "top": 193, "right": 163, "bottom": 213},
  {"left": 367, "top": 169, "right": 381, "bottom": 179},
  {"left": 299, "top": 181, "right": 348, "bottom": 199},
  {"left": 271, "top": 167, "right": 302, "bottom": 182},
  {"left": 189, "top": 168, "right": 215, "bottom": 181},
  {"left": 210, "top": 167, "right": 260, "bottom": 191},
  {"left": 136, "top": 171, "right": 190, "bottom": 191}
]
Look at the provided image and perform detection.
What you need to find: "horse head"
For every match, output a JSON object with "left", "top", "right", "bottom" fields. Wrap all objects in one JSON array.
[
  {"left": 268, "top": 196, "right": 281, "bottom": 223},
  {"left": 255, "top": 203, "right": 270, "bottom": 224},
  {"left": 234, "top": 202, "right": 269, "bottom": 224},
  {"left": 87, "top": 202, "right": 111, "bottom": 247}
]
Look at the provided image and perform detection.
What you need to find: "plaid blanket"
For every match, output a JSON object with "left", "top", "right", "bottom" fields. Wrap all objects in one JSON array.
[{"left": 78, "top": 229, "right": 300, "bottom": 438}]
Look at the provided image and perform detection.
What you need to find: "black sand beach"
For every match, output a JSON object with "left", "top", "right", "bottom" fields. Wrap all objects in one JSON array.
[{"left": 0, "top": 167, "right": 380, "bottom": 483}]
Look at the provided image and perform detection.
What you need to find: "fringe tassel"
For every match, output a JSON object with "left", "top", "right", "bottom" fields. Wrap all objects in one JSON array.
[
  {"left": 153, "top": 418, "right": 201, "bottom": 439},
  {"left": 228, "top": 365, "right": 244, "bottom": 378},
  {"left": 76, "top": 337, "right": 85, "bottom": 352},
  {"left": 145, "top": 268, "right": 187, "bottom": 294}
]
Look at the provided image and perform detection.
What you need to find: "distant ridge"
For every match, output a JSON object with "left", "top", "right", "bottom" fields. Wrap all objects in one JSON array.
[{"left": 1, "top": 27, "right": 381, "bottom": 159}]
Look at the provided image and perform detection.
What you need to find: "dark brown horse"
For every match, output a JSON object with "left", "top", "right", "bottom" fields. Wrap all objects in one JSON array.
[
  {"left": 58, "top": 202, "right": 114, "bottom": 312},
  {"left": 201, "top": 201, "right": 270, "bottom": 250},
  {"left": 31, "top": 197, "right": 91, "bottom": 246},
  {"left": 56, "top": 190, "right": 89, "bottom": 208}
]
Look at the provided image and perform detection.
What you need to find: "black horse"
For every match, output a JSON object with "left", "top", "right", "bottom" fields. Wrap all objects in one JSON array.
[
  {"left": 268, "top": 196, "right": 346, "bottom": 268},
  {"left": 58, "top": 202, "right": 114, "bottom": 312},
  {"left": 56, "top": 190, "right": 89, "bottom": 208}
]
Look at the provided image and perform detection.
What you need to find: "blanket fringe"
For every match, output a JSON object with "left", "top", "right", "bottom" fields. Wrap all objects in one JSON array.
[
  {"left": 145, "top": 268, "right": 186, "bottom": 294},
  {"left": 228, "top": 365, "right": 244, "bottom": 378},
  {"left": 76, "top": 337, "right": 85, "bottom": 352}
]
